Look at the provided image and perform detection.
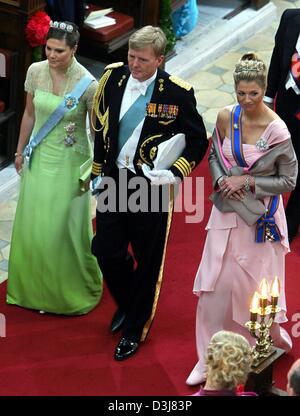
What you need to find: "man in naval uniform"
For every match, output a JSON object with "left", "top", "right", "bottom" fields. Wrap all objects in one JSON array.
[
  {"left": 91, "top": 25, "right": 208, "bottom": 361},
  {"left": 264, "top": 9, "right": 300, "bottom": 242}
]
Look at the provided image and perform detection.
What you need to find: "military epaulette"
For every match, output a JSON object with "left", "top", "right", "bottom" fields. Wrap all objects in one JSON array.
[
  {"left": 169, "top": 75, "right": 192, "bottom": 91},
  {"left": 104, "top": 62, "right": 124, "bottom": 70}
]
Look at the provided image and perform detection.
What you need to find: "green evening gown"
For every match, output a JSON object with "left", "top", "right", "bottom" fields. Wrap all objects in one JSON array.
[{"left": 7, "top": 58, "right": 103, "bottom": 314}]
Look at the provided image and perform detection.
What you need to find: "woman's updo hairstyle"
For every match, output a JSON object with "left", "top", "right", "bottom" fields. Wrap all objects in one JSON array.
[
  {"left": 205, "top": 330, "right": 252, "bottom": 390},
  {"left": 46, "top": 21, "right": 80, "bottom": 49},
  {"left": 233, "top": 52, "right": 267, "bottom": 89}
]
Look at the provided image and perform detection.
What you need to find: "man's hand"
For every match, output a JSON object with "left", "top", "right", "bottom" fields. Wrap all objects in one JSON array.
[
  {"left": 142, "top": 165, "right": 177, "bottom": 185},
  {"left": 15, "top": 155, "right": 23, "bottom": 174}
]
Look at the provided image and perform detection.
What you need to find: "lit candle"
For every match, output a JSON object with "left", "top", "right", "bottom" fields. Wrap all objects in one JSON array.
[
  {"left": 250, "top": 291, "right": 260, "bottom": 322},
  {"left": 270, "top": 276, "right": 280, "bottom": 308},
  {"left": 259, "top": 278, "right": 269, "bottom": 309}
]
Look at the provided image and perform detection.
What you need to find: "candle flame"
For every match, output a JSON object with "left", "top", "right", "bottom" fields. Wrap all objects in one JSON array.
[
  {"left": 250, "top": 291, "right": 260, "bottom": 313},
  {"left": 271, "top": 276, "right": 280, "bottom": 297},
  {"left": 259, "top": 278, "right": 269, "bottom": 299}
]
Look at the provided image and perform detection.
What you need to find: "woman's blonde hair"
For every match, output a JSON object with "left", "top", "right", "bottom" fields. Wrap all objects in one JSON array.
[
  {"left": 205, "top": 330, "right": 252, "bottom": 390},
  {"left": 129, "top": 25, "right": 167, "bottom": 57},
  {"left": 233, "top": 52, "right": 267, "bottom": 89}
]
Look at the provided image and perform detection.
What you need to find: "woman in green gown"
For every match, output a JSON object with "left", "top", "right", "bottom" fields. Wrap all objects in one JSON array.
[{"left": 7, "top": 21, "right": 102, "bottom": 314}]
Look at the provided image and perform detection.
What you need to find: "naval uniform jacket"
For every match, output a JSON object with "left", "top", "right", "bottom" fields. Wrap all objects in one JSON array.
[
  {"left": 91, "top": 63, "right": 208, "bottom": 181},
  {"left": 90, "top": 63, "right": 207, "bottom": 342}
]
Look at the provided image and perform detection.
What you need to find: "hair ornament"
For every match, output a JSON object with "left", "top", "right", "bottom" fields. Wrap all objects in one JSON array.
[
  {"left": 234, "top": 61, "right": 265, "bottom": 73},
  {"left": 50, "top": 21, "right": 74, "bottom": 33}
]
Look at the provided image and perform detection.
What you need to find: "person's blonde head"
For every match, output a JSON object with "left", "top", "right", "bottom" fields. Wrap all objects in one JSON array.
[
  {"left": 205, "top": 331, "right": 252, "bottom": 390},
  {"left": 129, "top": 25, "right": 167, "bottom": 57},
  {"left": 233, "top": 52, "right": 267, "bottom": 89}
]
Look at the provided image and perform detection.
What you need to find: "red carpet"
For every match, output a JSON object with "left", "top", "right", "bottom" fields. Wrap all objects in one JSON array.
[{"left": 0, "top": 159, "right": 299, "bottom": 396}]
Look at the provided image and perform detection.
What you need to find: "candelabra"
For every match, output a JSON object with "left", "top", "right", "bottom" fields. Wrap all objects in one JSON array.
[{"left": 245, "top": 277, "right": 280, "bottom": 367}]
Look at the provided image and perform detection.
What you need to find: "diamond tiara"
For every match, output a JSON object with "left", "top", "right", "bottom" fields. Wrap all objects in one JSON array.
[{"left": 50, "top": 21, "right": 74, "bottom": 33}]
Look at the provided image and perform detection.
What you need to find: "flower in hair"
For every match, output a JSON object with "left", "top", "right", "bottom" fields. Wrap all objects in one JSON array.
[{"left": 25, "top": 11, "right": 51, "bottom": 48}]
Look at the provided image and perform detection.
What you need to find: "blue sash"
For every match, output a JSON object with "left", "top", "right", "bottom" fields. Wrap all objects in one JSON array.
[
  {"left": 256, "top": 197, "right": 281, "bottom": 243},
  {"left": 230, "top": 105, "right": 281, "bottom": 243},
  {"left": 23, "top": 74, "right": 94, "bottom": 166},
  {"left": 230, "top": 104, "right": 247, "bottom": 167},
  {"left": 117, "top": 80, "right": 155, "bottom": 154}
]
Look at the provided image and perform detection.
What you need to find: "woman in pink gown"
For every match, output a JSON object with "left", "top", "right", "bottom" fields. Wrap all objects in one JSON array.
[{"left": 187, "top": 53, "right": 298, "bottom": 386}]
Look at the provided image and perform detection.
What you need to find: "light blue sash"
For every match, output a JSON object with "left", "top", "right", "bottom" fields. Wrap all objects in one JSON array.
[
  {"left": 23, "top": 74, "right": 94, "bottom": 166},
  {"left": 117, "top": 80, "right": 155, "bottom": 154}
]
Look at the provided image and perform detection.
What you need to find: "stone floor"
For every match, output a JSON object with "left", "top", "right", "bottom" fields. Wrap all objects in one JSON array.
[
  {"left": 0, "top": 0, "right": 299, "bottom": 283},
  {"left": 185, "top": 0, "right": 300, "bottom": 136}
]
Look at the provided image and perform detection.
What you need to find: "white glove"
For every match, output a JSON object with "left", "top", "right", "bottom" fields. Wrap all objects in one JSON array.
[
  {"left": 142, "top": 164, "right": 176, "bottom": 185},
  {"left": 90, "top": 175, "right": 103, "bottom": 195}
]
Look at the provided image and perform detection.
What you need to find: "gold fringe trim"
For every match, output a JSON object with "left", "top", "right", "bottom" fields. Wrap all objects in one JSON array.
[
  {"left": 169, "top": 75, "right": 192, "bottom": 91},
  {"left": 140, "top": 185, "right": 175, "bottom": 342}
]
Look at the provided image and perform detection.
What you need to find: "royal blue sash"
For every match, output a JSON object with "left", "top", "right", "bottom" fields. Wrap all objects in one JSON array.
[
  {"left": 230, "top": 105, "right": 281, "bottom": 243},
  {"left": 23, "top": 74, "right": 94, "bottom": 166},
  {"left": 230, "top": 104, "right": 247, "bottom": 167},
  {"left": 255, "top": 197, "right": 281, "bottom": 243}
]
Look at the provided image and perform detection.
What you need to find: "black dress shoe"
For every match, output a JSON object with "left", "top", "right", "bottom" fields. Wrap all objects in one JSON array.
[
  {"left": 114, "top": 337, "right": 139, "bottom": 361},
  {"left": 110, "top": 309, "right": 126, "bottom": 334}
]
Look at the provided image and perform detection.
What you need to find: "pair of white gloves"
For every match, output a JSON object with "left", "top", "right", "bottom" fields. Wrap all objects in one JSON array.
[
  {"left": 141, "top": 164, "right": 177, "bottom": 186},
  {"left": 91, "top": 165, "right": 176, "bottom": 194}
]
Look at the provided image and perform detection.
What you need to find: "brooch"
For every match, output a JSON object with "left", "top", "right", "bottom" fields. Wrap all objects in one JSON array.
[
  {"left": 64, "top": 94, "right": 78, "bottom": 110},
  {"left": 158, "top": 78, "right": 164, "bottom": 92},
  {"left": 255, "top": 137, "right": 269, "bottom": 151},
  {"left": 64, "top": 122, "right": 76, "bottom": 146},
  {"left": 118, "top": 75, "right": 126, "bottom": 87}
]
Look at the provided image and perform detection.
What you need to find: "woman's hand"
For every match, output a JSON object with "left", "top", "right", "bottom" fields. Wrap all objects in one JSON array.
[
  {"left": 219, "top": 175, "right": 246, "bottom": 200},
  {"left": 14, "top": 154, "right": 24, "bottom": 174}
]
